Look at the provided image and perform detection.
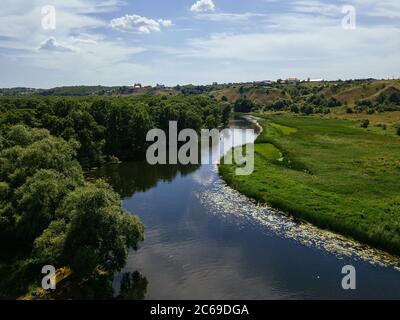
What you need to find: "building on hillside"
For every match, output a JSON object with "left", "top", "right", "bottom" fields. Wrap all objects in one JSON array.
[
  {"left": 309, "top": 79, "right": 324, "bottom": 82},
  {"left": 133, "top": 83, "right": 142, "bottom": 88},
  {"left": 254, "top": 80, "right": 274, "bottom": 87}
]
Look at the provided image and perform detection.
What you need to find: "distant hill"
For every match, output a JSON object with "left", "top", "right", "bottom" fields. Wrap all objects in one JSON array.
[
  {"left": 210, "top": 79, "right": 400, "bottom": 107},
  {"left": 36, "top": 86, "right": 118, "bottom": 96},
  {"left": 0, "top": 85, "right": 144, "bottom": 97},
  {"left": 0, "top": 87, "right": 40, "bottom": 96},
  {"left": 1, "top": 80, "right": 400, "bottom": 106}
]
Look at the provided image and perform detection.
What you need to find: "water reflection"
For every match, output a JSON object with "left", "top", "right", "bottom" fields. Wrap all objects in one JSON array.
[
  {"left": 42, "top": 271, "right": 148, "bottom": 300},
  {"left": 92, "top": 162, "right": 200, "bottom": 198},
  {"left": 117, "top": 271, "right": 148, "bottom": 300},
  {"left": 92, "top": 119, "right": 258, "bottom": 199},
  {"left": 92, "top": 118, "right": 400, "bottom": 299}
]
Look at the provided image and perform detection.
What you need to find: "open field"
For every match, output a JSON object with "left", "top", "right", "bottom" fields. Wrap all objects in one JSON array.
[{"left": 219, "top": 115, "right": 400, "bottom": 255}]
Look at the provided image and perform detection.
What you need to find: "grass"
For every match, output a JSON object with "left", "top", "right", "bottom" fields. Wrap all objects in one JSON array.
[
  {"left": 329, "top": 110, "right": 400, "bottom": 136},
  {"left": 219, "top": 114, "right": 400, "bottom": 255}
]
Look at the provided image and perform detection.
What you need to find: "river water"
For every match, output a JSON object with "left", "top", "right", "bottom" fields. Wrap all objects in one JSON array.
[{"left": 93, "top": 118, "right": 400, "bottom": 299}]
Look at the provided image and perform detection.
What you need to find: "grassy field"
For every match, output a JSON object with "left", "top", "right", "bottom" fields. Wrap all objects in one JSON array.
[{"left": 219, "top": 114, "right": 400, "bottom": 255}]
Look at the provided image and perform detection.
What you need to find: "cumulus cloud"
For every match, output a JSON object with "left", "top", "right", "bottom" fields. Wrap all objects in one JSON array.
[
  {"left": 190, "top": 0, "right": 215, "bottom": 13},
  {"left": 38, "top": 37, "right": 73, "bottom": 52},
  {"left": 0, "top": 0, "right": 151, "bottom": 87},
  {"left": 110, "top": 14, "right": 172, "bottom": 33}
]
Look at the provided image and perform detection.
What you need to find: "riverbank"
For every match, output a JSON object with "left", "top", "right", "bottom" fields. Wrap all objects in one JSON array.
[{"left": 219, "top": 114, "right": 400, "bottom": 256}]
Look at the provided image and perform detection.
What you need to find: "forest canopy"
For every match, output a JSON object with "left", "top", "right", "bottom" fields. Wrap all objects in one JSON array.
[{"left": 0, "top": 94, "right": 231, "bottom": 298}]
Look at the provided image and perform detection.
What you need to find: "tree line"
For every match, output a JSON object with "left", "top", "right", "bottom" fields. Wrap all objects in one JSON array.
[
  {"left": 0, "top": 95, "right": 232, "bottom": 168},
  {"left": 0, "top": 94, "right": 232, "bottom": 298}
]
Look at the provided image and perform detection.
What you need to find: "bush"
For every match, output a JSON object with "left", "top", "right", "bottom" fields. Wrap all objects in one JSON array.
[
  {"left": 300, "top": 105, "right": 314, "bottom": 115},
  {"left": 290, "top": 105, "right": 299, "bottom": 114},
  {"left": 360, "top": 119, "right": 370, "bottom": 128},
  {"left": 346, "top": 107, "right": 354, "bottom": 114},
  {"left": 397, "top": 127, "right": 400, "bottom": 136},
  {"left": 234, "top": 98, "right": 255, "bottom": 113}
]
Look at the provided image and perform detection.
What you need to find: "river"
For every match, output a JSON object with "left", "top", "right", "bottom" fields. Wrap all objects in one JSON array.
[{"left": 92, "top": 118, "right": 400, "bottom": 299}]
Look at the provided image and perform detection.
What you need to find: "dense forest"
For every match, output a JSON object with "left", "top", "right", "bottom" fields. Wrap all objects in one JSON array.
[
  {"left": 0, "top": 94, "right": 232, "bottom": 298},
  {"left": 0, "top": 95, "right": 232, "bottom": 167}
]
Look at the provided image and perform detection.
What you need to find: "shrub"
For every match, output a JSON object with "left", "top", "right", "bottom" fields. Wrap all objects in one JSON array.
[
  {"left": 300, "top": 105, "right": 314, "bottom": 115},
  {"left": 234, "top": 98, "right": 255, "bottom": 113},
  {"left": 346, "top": 107, "right": 354, "bottom": 114},
  {"left": 290, "top": 105, "right": 299, "bottom": 114},
  {"left": 360, "top": 119, "right": 370, "bottom": 128}
]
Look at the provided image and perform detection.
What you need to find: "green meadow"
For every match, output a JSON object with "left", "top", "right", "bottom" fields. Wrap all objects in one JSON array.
[{"left": 219, "top": 115, "right": 400, "bottom": 254}]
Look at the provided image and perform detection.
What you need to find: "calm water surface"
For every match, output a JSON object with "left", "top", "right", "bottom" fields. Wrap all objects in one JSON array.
[{"left": 93, "top": 119, "right": 400, "bottom": 300}]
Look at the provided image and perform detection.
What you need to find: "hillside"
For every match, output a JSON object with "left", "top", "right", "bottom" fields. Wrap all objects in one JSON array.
[{"left": 210, "top": 79, "right": 400, "bottom": 108}]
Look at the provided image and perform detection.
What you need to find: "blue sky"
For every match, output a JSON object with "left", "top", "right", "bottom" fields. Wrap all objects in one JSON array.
[{"left": 0, "top": 0, "right": 399, "bottom": 88}]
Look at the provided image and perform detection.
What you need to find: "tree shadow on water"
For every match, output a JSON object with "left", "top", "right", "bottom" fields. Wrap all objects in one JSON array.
[
  {"left": 75, "top": 270, "right": 148, "bottom": 300},
  {"left": 20, "top": 270, "right": 149, "bottom": 300},
  {"left": 116, "top": 271, "right": 148, "bottom": 300}
]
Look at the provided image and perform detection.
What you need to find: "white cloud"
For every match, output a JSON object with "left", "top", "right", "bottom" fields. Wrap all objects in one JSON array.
[
  {"left": 158, "top": 19, "right": 173, "bottom": 27},
  {"left": 178, "top": 10, "right": 400, "bottom": 81},
  {"left": 68, "top": 36, "right": 98, "bottom": 45},
  {"left": 1, "top": 0, "right": 399, "bottom": 87},
  {"left": 0, "top": 1, "right": 110, "bottom": 52},
  {"left": 291, "top": 0, "right": 341, "bottom": 16},
  {"left": 0, "top": 0, "right": 152, "bottom": 87},
  {"left": 350, "top": 0, "right": 400, "bottom": 18},
  {"left": 190, "top": 0, "right": 215, "bottom": 13},
  {"left": 110, "top": 14, "right": 172, "bottom": 34},
  {"left": 292, "top": 0, "right": 400, "bottom": 19},
  {"left": 194, "top": 12, "right": 268, "bottom": 22},
  {"left": 38, "top": 37, "right": 73, "bottom": 52}
]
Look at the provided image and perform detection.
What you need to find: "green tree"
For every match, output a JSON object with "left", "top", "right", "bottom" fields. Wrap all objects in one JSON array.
[
  {"left": 300, "top": 105, "right": 314, "bottom": 115},
  {"left": 234, "top": 98, "right": 254, "bottom": 113},
  {"left": 62, "top": 109, "right": 105, "bottom": 167},
  {"left": 388, "top": 92, "right": 400, "bottom": 104},
  {"left": 15, "top": 169, "right": 83, "bottom": 242},
  {"left": 129, "top": 103, "right": 154, "bottom": 156},
  {"left": 55, "top": 180, "right": 144, "bottom": 277},
  {"left": 360, "top": 119, "right": 370, "bottom": 128},
  {"left": 5, "top": 125, "right": 49, "bottom": 148},
  {"left": 290, "top": 105, "right": 299, "bottom": 114},
  {"left": 33, "top": 219, "right": 68, "bottom": 265},
  {"left": 221, "top": 103, "right": 233, "bottom": 124},
  {"left": 1, "top": 136, "right": 81, "bottom": 188}
]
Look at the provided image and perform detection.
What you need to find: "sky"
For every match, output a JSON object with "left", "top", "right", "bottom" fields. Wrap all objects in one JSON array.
[{"left": 0, "top": 0, "right": 399, "bottom": 88}]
